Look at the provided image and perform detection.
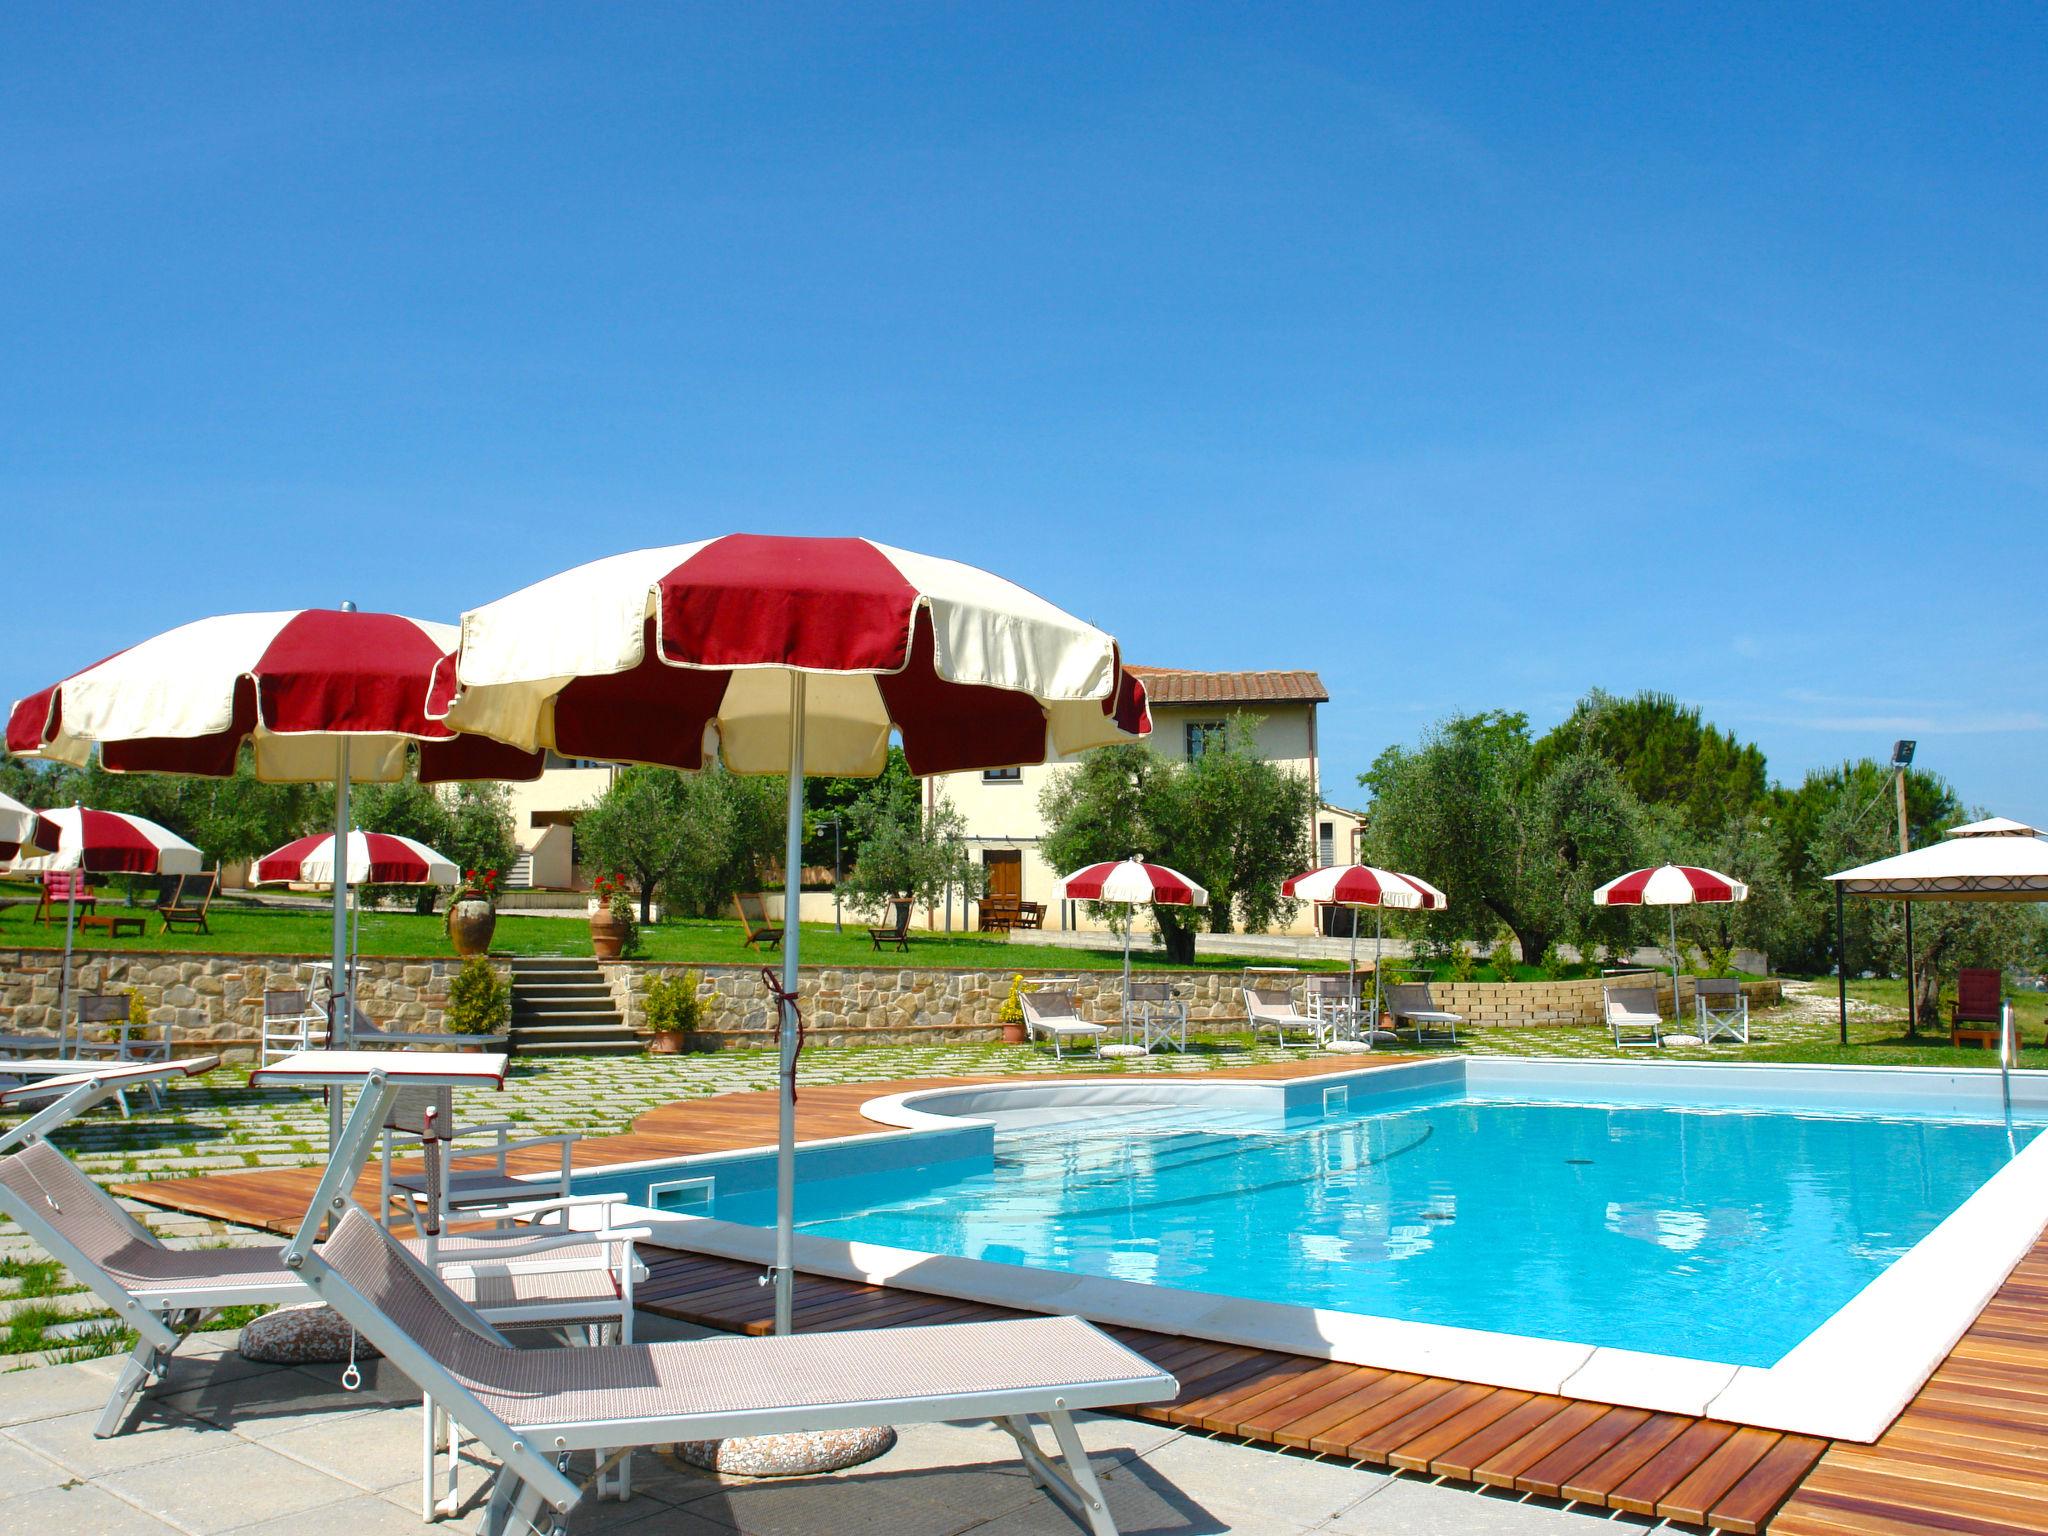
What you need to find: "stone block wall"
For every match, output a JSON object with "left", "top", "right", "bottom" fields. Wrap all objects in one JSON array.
[
  {"left": 0, "top": 948, "right": 483, "bottom": 1058},
  {"left": 1413, "top": 975, "right": 1781, "bottom": 1029}
]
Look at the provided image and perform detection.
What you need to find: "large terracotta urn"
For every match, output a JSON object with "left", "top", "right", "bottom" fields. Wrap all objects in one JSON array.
[
  {"left": 590, "top": 906, "right": 624, "bottom": 960},
  {"left": 447, "top": 895, "right": 497, "bottom": 958}
]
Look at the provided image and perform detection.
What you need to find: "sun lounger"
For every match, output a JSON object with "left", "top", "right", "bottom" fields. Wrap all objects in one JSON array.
[
  {"left": 1694, "top": 977, "right": 1748, "bottom": 1045},
  {"left": 1243, "top": 985, "right": 1314, "bottom": 1046},
  {"left": 1604, "top": 984, "right": 1663, "bottom": 1048},
  {"left": 299, "top": 1206, "right": 1175, "bottom": 1536},
  {"left": 1017, "top": 988, "right": 1109, "bottom": 1059},
  {"left": 1382, "top": 981, "right": 1464, "bottom": 1045}
]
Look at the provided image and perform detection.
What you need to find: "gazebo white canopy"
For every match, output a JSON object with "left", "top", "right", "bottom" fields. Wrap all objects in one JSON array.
[{"left": 1824, "top": 817, "right": 2048, "bottom": 1043}]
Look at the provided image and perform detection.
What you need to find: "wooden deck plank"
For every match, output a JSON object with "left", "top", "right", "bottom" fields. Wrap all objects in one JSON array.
[
  {"left": 1385, "top": 1388, "right": 1531, "bottom": 1473},
  {"left": 1470, "top": 1401, "right": 1612, "bottom": 1489},
  {"left": 1607, "top": 1420, "right": 1737, "bottom": 1516},
  {"left": 1706, "top": 1434, "right": 1826, "bottom": 1534},
  {"left": 1657, "top": 1427, "right": 1781, "bottom": 1526},
  {"left": 1515, "top": 1405, "right": 1651, "bottom": 1499},
  {"left": 1559, "top": 1412, "right": 1693, "bottom": 1506}
]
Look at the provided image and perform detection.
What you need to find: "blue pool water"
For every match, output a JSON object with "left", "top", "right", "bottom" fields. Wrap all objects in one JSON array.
[{"left": 696, "top": 1088, "right": 2040, "bottom": 1367}]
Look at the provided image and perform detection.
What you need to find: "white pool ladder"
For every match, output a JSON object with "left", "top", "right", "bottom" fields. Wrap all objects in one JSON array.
[{"left": 2000, "top": 1000, "right": 2016, "bottom": 1145}]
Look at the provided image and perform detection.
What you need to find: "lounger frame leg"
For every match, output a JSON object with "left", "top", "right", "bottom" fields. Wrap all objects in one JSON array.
[
  {"left": 998, "top": 1411, "right": 1121, "bottom": 1536},
  {"left": 95, "top": 1336, "right": 165, "bottom": 1438}
]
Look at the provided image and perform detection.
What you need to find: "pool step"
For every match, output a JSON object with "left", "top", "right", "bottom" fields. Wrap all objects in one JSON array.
[{"left": 508, "top": 958, "right": 639, "bottom": 1056}]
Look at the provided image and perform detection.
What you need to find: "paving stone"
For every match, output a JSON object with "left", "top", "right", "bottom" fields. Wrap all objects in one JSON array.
[
  {"left": 0, "top": 1479, "right": 185, "bottom": 1535},
  {"left": 101, "top": 1437, "right": 352, "bottom": 1530},
  {"left": 9, "top": 1404, "right": 233, "bottom": 1475},
  {"left": 228, "top": 1490, "right": 453, "bottom": 1536},
  {"left": 0, "top": 1429, "right": 73, "bottom": 1494},
  {"left": 0, "top": 1359, "right": 138, "bottom": 1427}
]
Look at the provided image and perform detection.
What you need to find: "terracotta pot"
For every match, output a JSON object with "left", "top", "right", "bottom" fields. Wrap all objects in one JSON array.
[
  {"left": 447, "top": 896, "right": 496, "bottom": 958},
  {"left": 650, "top": 1028, "right": 684, "bottom": 1055},
  {"left": 590, "top": 908, "right": 624, "bottom": 960},
  {"left": 1001, "top": 1022, "right": 1027, "bottom": 1045}
]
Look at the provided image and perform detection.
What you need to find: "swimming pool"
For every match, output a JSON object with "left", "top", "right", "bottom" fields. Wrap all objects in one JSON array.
[{"left": 576, "top": 1058, "right": 2048, "bottom": 1439}]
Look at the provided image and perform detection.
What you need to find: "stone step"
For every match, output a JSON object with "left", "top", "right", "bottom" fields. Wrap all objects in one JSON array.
[
  {"left": 514, "top": 987, "right": 616, "bottom": 1006},
  {"left": 512, "top": 1040, "right": 644, "bottom": 1057},
  {"left": 512, "top": 999, "right": 624, "bottom": 1019}
]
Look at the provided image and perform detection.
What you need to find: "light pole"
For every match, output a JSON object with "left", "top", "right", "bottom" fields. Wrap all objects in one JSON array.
[
  {"left": 821, "top": 817, "right": 843, "bottom": 934},
  {"left": 1892, "top": 739, "right": 1917, "bottom": 1037}
]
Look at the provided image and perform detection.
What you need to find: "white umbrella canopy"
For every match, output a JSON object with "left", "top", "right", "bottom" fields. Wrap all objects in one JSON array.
[
  {"left": 436, "top": 534, "right": 1153, "bottom": 1338},
  {"left": 0, "top": 792, "right": 58, "bottom": 861}
]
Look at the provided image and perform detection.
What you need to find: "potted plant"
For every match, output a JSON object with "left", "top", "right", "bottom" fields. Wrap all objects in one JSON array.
[
  {"left": 642, "top": 967, "right": 713, "bottom": 1054},
  {"left": 447, "top": 867, "right": 500, "bottom": 958},
  {"left": 589, "top": 872, "right": 639, "bottom": 960},
  {"left": 997, "top": 972, "right": 1028, "bottom": 1045},
  {"left": 444, "top": 956, "right": 510, "bottom": 1047}
]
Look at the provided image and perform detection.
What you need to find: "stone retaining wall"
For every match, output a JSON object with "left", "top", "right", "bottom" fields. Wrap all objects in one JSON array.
[
  {"left": 0, "top": 948, "right": 482, "bottom": 1056},
  {"left": 601, "top": 963, "right": 1783, "bottom": 1048},
  {"left": 0, "top": 947, "right": 1783, "bottom": 1056}
]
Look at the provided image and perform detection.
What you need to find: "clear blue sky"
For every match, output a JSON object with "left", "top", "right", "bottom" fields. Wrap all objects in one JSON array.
[{"left": 5, "top": 6, "right": 2043, "bottom": 819}]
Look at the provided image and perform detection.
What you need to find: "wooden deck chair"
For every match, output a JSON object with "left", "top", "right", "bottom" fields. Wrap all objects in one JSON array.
[
  {"left": 1383, "top": 981, "right": 1464, "bottom": 1045},
  {"left": 1953, "top": 968, "right": 2002, "bottom": 1049},
  {"left": 867, "top": 902, "right": 913, "bottom": 952},
  {"left": 297, "top": 1205, "right": 1175, "bottom": 1536},
  {"left": 1017, "top": 988, "right": 1108, "bottom": 1059},
  {"left": 157, "top": 869, "right": 217, "bottom": 934},
  {"left": 732, "top": 892, "right": 783, "bottom": 950},
  {"left": 1604, "top": 984, "right": 1663, "bottom": 1048},
  {"left": 1694, "top": 978, "right": 1749, "bottom": 1045},
  {"left": 34, "top": 869, "right": 94, "bottom": 924}
]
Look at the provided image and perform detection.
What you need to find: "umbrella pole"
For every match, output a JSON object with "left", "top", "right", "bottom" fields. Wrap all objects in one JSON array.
[
  {"left": 1669, "top": 906, "right": 1681, "bottom": 1023},
  {"left": 58, "top": 818, "right": 79, "bottom": 1056},
  {"left": 328, "top": 742, "right": 352, "bottom": 1152},
  {"left": 1835, "top": 883, "right": 1848, "bottom": 1046},
  {"left": 1123, "top": 908, "right": 1133, "bottom": 1034},
  {"left": 773, "top": 675, "right": 806, "bottom": 1337},
  {"left": 1374, "top": 908, "right": 1384, "bottom": 1026}
]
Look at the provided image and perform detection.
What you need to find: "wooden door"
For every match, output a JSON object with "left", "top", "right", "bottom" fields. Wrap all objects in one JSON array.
[{"left": 983, "top": 850, "right": 1022, "bottom": 902}]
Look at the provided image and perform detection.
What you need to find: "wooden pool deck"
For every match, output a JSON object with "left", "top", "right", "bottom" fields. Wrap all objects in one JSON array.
[{"left": 117, "top": 1057, "right": 2048, "bottom": 1534}]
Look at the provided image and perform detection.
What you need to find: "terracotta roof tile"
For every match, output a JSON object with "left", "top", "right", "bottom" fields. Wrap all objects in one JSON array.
[{"left": 1126, "top": 667, "right": 1329, "bottom": 706}]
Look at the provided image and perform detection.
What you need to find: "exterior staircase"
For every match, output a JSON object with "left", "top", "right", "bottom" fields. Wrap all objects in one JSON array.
[{"left": 507, "top": 957, "right": 639, "bottom": 1056}]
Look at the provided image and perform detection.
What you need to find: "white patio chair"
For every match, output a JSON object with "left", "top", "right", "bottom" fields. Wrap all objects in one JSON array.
[
  {"left": 377, "top": 1085, "right": 576, "bottom": 1235},
  {"left": 1125, "top": 980, "right": 1189, "bottom": 1053},
  {"left": 1694, "top": 978, "right": 1749, "bottom": 1045},
  {"left": 298, "top": 1203, "right": 1176, "bottom": 1536},
  {"left": 1243, "top": 986, "right": 1314, "bottom": 1046},
  {"left": 1604, "top": 984, "right": 1664, "bottom": 1048},
  {"left": 1018, "top": 988, "right": 1109, "bottom": 1059},
  {"left": 260, "top": 988, "right": 328, "bottom": 1065}
]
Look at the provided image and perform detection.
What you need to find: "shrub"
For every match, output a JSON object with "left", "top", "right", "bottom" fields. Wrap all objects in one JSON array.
[
  {"left": 1536, "top": 942, "right": 1567, "bottom": 981},
  {"left": 444, "top": 958, "right": 510, "bottom": 1035},
  {"left": 643, "top": 969, "right": 715, "bottom": 1037},
  {"left": 1447, "top": 943, "right": 1477, "bottom": 983}
]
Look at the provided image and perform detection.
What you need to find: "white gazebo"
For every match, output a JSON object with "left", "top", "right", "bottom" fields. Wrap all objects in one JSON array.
[{"left": 1824, "top": 816, "right": 2048, "bottom": 1044}]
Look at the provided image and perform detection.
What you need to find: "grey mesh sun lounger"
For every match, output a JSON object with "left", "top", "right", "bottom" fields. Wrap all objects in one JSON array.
[
  {"left": 279, "top": 1060, "right": 1179, "bottom": 1536},
  {"left": 1604, "top": 984, "right": 1664, "bottom": 1048}
]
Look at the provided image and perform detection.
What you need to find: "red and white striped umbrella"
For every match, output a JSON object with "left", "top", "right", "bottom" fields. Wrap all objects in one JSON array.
[
  {"left": 7, "top": 608, "right": 543, "bottom": 1061},
  {"left": 1055, "top": 858, "right": 1210, "bottom": 907},
  {"left": 1281, "top": 864, "right": 1447, "bottom": 910},
  {"left": 10, "top": 807, "right": 203, "bottom": 1054},
  {"left": 433, "top": 534, "right": 1151, "bottom": 1339},
  {"left": 7, "top": 609, "right": 543, "bottom": 784},
  {"left": 1055, "top": 858, "right": 1209, "bottom": 1024},
  {"left": 253, "top": 832, "right": 457, "bottom": 888},
  {"left": 0, "top": 792, "right": 58, "bottom": 862},
  {"left": 1592, "top": 864, "right": 1749, "bottom": 907},
  {"left": 8, "top": 806, "right": 203, "bottom": 876},
  {"left": 431, "top": 534, "right": 1152, "bottom": 776},
  {"left": 1281, "top": 864, "right": 1450, "bottom": 1013},
  {"left": 1592, "top": 864, "right": 1748, "bottom": 1019}
]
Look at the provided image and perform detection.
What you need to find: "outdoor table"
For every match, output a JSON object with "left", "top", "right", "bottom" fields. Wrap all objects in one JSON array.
[{"left": 79, "top": 914, "right": 147, "bottom": 938}]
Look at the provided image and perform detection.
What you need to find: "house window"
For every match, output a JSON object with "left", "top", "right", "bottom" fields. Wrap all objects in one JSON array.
[
  {"left": 983, "top": 766, "right": 1023, "bottom": 782},
  {"left": 544, "top": 750, "right": 604, "bottom": 771},
  {"left": 1318, "top": 821, "right": 1335, "bottom": 866},
  {"left": 1184, "top": 721, "right": 1227, "bottom": 758}
]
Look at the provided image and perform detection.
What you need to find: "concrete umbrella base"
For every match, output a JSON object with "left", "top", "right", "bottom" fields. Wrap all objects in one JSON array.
[{"left": 675, "top": 1425, "right": 898, "bottom": 1477}]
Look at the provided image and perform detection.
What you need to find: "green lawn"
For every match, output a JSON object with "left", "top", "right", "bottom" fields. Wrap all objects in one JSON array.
[{"left": 0, "top": 890, "right": 1347, "bottom": 972}]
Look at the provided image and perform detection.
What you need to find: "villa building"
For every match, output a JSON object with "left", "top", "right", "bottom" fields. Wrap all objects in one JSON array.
[{"left": 932, "top": 665, "right": 1362, "bottom": 934}]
